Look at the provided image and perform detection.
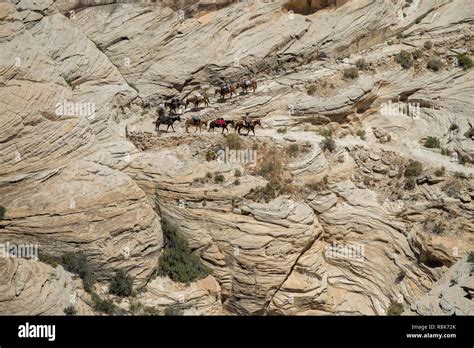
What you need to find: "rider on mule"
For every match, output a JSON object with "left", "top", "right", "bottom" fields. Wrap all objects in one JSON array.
[{"left": 244, "top": 112, "right": 251, "bottom": 128}]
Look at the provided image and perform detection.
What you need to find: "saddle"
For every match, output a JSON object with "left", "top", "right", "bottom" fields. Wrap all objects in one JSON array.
[
  {"left": 216, "top": 119, "right": 225, "bottom": 126},
  {"left": 159, "top": 116, "right": 169, "bottom": 123}
]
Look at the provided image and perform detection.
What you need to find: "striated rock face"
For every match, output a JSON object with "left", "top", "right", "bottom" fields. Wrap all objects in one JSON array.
[
  {"left": 137, "top": 275, "right": 223, "bottom": 315},
  {"left": 1, "top": 0, "right": 473, "bottom": 316},
  {"left": 0, "top": 257, "right": 93, "bottom": 315},
  {"left": 405, "top": 258, "right": 474, "bottom": 316}
]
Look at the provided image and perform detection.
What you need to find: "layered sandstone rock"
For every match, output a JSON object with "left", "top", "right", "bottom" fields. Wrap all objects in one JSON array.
[{"left": 0, "top": 0, "right": 473, "bottom": 316}]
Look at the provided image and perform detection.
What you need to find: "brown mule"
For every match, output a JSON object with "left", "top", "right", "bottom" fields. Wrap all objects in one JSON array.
[
  {"left": 235, "top": 119, "right": 262, "bottom": 136},
  {"left": 185, "top": 94, "right": 210, "bottom": 110},
  {"left": 215, "top": 85, "right": 237, "bottom": 100},
  {"left": 237, "top": 80, "right": 257, "bottom": 93},
  {"left": 185, "top": 119, "right": 207, "bottom": 133}
]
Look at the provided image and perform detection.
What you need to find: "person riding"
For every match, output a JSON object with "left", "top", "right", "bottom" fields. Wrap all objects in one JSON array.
[
  {"left": 221, "top": 82, "right": 228, "bottom": 92},
  {"left": 244, "top": 112, "right": 251, "bottom": 128},
  {"left": 158, "top": 103, "right": 166, "bottom": 118}
]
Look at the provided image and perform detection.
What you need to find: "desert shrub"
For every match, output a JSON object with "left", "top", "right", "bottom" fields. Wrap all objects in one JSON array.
[
  {"left": 61, "top": 252, "right": 96, "bottom": 293},
  {"left": 320, "top": 137, "right": 336, "bottom": 152},
  {"left": 343, "top": 67, "right": 359, "bottom": 79},
  {"left": 0, "top": 206, "right": 5, "bottom": 219},
  {"left": 319, "top": 127, "right": 334, "bottom": 138},
  {"left": 424, "top": 136, "right": 440, "bottom": 148},
  {"left": 440, "top": 148, "right": 452, "bottom": 156},
  {"left": 356, "top": 58, "right": 367, "bottom": 70},
  {"left": 395, "top": 50, "right": 413, "bottom": 69},
  {"left": 305, "top": 176, "right": 329, "bottom": 192},
  {"left": 467, "top": 252, "right": 474, "bottom": 263},
  {"left": 206, "top": 172, "right": 213, "bottom": 179},
  {"left": 233, "top": 179, "right": 240, "bottom": 186},
  {"left": 356, "top": 129, "right": 366, "bottom": 140},
  {"left": 214, "top": 174, "right": 225, "bottom": 183},
  {"left": 157, "top": 220, "right": 209, "bottom": 284},
  {"left": 64, "top": 306, "right": 77, "bottom": 316},
  {"left": 424, "top": 41, "right": 433, "bottom": 49},
  {"left": 287, "top": 144, "right": 299, "bottom": 157},
  {"left": 387, "top": 301, "right": 404, "bottom": 316},
  {"left": 277, "top": 127, "right": 287, "bottom": 134},
  {"left": 434, "top": 167, "right": 445, "bottom": 177},
  {"left": 412, "top": 49, "right": 423, "bottom": 60},
  {"left": 396, "top": 33, "right": 405, "bottom": 40},
  {"left": 234, "top": 169, "right": 242, "bottom": 177},
  {"left": 404, "top": 160, "right": 423, "bottom": 177},
  {"left": 427, "top": 57, "right": 443, "bottom": 71},
  {"left": 164, "top": 306, "right": 184, "bottom": 316},
  {"left": 226, "top": 133, "right": 241, "bottom": 150},
  {"left": 109, "top": 269, "right": 133, "bottom": 298},
  {"left": 205, "top": 150, "right": 216, "bottom": 161},
  {"left": 91, "top": 293, "right": 117, "bottom": 315},
  {"left": 457, "top": 54, "right": 473, "bottom": 70},
  {"left": 307, "top": 84, "right": 317, "bottom": 95},
  {"left": 404, "top": 177, "right": 416, "bottom": 190},
  {"left": 38, "top": 251, "right": 59, "bottom": 268}
]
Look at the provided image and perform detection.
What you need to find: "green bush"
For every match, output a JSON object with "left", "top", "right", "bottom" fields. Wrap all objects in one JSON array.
[
  {"left": 404, "top": 177, "right": 416, "bottom": 191},
  {"left": 356, "top": 129, "right": 366, "bottom": 140},
  {"left": 277, "top": 127, "right": 287, "bottom": 134},
  {"left": 38, "top": 251, "right": 59, "bottom": 268},
  {"left": 109, "top": 269, "right": 133, "bottom": 298},
  {"left": 412, "top": 49, "right": 423, "bottom": 60},
  {"left": 157, "top": 220, "right": 209, "bottom": 284},
  {"left": 0, "top": 206, "right": 5, "bottom": 219},
  {"left": 404, "top": 160, "right": 423, "bottom": 177},
  {"left": 343, "top": 67, "right": 359, "bottom": 79},
  {"left": 287, "top": 144, "right": 299, "bottom": 157},
  {"left": 387, "top": 301, "right": 404, "bottom": 316},
  {"left": 319, "top": 127, "right": 334, "bottom": 138},
  {"left": 427, "top": 58, "right": 443, "bottom": 72},
  {"left": 233, "top": 179, "right": 240, "bottom": 186},
  {"left": 424, "top": 41, "right": 433, "bottom": 49},
  {"left": 234, "top": 169, "right": 242, "bottom": 177},
  {"left": 467, "top": 252, "right": 474, "bottom": 263},
  {"left": 307, "top": 84, "right": 317, "bottom": 96},
  {"left": 395, "top": 50, "right": 413, "bottom": 69},
  {"left": 214, "top": 174, "right": 225, "bottom": 183},
  {"left": 61, "top": 252, "right": 96, "bottom": 293},
  {"left": 64, "top": 306, "right": 77, "bottom": 316},
  {"left": 424, "top": 136, "right": 440, "bottom": 148},
  {"left": 91, "top": 292, "right": 117, "bottom": 315},
  {"left": 457, "top": 54, "right": 473, "bottom": 70},
  {"left": 226, "top": 133, "right": 241, "bottom": 150},
  {"left": 356, "top": 58, "right": 367, "bottom": 70},
  {"left": 205, "top": 151, "right": 216, "bottom": 161},
  {"left": 320, "top": 137, "right": 336, "bottom": 152}
]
